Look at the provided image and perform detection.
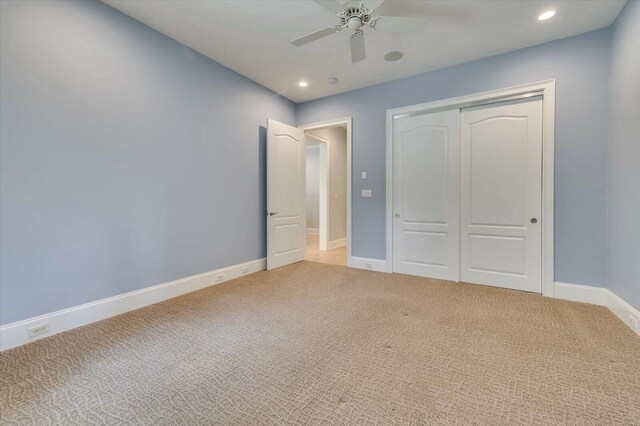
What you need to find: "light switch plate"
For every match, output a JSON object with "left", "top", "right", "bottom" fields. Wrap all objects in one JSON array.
[
  {"left": 361, "top": 171, "right": 367, "bottom": 179},
  {"left": 361, "top": 189, "right": 372, "bottom": 198}
]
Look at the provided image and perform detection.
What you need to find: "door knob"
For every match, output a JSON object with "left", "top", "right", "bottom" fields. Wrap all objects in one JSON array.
[
  {"left": 530, "top": 218, "right": 538, "bottom": 223},
  {"left": 395, "top": 214, "right": 400, "bottom": 219},
  {"left": 267, "top": 212, "right": 279, "bottom": 216}
]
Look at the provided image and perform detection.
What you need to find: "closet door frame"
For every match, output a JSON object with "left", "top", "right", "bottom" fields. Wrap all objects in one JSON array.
[{"left": 385, "top": 80, "right": 556, "bottom": 297}]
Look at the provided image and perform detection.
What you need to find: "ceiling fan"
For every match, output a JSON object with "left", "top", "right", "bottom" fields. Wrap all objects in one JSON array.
[{"left": 291, "top": 0, "right": 427, "bottom": 63}]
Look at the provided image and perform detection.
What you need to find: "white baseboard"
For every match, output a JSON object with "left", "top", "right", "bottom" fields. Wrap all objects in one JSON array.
[
  {"left": 306, "top": 228, "right": 319, "bottom": 235},
  {"left": 554, "top": 282, "right": 639, "bottom": 336},
  {"left": 554, "top": 282, "right": 608, "bottom": 305},
  {"left": 5, "top": 266, "right": 635, "bottom": 352},
  {"left": 328, "top": 237, "right": 347, "bottom": 250},
  {"left": 605, "top": 290, "right": 640, "bottom": 336},
  {"left": 348, "top": 256, "right": 391, "bottom": 273},
  {"left": 0, "top": 258, "right": 266, "bottom": 352}
]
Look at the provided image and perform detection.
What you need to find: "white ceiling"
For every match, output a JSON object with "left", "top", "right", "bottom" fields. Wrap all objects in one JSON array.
[{"left": 103, "top": 0, "right": 626, "bottom": 103}]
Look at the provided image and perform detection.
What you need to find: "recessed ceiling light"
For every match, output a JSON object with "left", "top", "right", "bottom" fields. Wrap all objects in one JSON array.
[
  {"left": 384, "top": 51, "right": 404, "bottom": 62},
  {"left": 538, "top": 10, "right": 556, "bottom": 21},
  {"left": 298, "top": 81, "right": 308, "bottom": 87}
]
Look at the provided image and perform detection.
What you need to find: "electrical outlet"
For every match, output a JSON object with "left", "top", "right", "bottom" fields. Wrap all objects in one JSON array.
[
  {"left": 28, "top": 323, "right": 50, "bottom": 338},
  {"left": 365, "top": 263, "right": 373, "bottom": 270},
  {"left": 216, "top": 274, "right": 224, "bottom": 282},
  {"left": 242, "top": 266, "right": 249, "bottom": 274},
  {"left": 630, "top": 315, "right": 638, "bottom": 331}
]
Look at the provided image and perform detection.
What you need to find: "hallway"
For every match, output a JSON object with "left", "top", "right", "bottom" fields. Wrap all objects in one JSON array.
[{"left": 305, "top": 233, "right": 346, "bottom": 266}]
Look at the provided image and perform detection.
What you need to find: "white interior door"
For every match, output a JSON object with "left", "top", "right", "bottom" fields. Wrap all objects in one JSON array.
[
  {"left": 393, "top": 109, "right": 460, "bottom": 281},
  {"left": 460, "top": 98, "right": 543, "bottom": 292},
  {"left": 267, "top": 119, "right": 306, "bottom": 270}
]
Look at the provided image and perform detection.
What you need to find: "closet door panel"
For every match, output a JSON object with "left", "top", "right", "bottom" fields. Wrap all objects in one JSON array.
[
  {"left": 393, "top": 109, "right": 460, "bottom": 281},
  {"left": 460, "top": 98, "right": 543, "bottom": 292}
]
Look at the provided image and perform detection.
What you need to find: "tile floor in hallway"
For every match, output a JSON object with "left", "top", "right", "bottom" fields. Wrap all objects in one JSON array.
[{"left": 305, "top": 233, "right": 347, "bottom": 266}]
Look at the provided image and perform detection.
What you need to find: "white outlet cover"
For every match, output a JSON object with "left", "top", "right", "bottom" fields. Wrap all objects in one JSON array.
[
  {"left": 28, "top": 323, "right": 50, "bottom": 338},
  {"left": 361, "top": 190, "right": 372, "bottom": 198}
]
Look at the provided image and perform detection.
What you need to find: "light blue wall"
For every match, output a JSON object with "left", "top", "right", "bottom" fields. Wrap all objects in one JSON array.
[
  {"left": 2, "top": 0, "right": 635, "bottom": 326},
  {"left": 607, "top": 1, "right": 640, "bottom": 310},
  {"left": 0, "top": 0, "right": 295, "bottom": 325},
  {"left": 297, "top": 29, "right": 612, "bottom": 287}
]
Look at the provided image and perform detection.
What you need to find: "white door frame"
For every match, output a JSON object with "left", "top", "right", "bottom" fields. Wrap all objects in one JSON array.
[
  {"left": 306, "top": 134, "right": 330, "bottom": 251},
  {"left": 386, "top": 80, "right": 556, "bottom": 297},
  {"left": 299, "top": 117, "right": 353, "bottom": 265}
]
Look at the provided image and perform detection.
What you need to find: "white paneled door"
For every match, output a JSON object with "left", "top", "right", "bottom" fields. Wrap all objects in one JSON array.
[
  {"left": 267, "top": 119, "right": 306, "bottom": 270},
  {"left": 460, "top": 98, "right": 543, "bottom": 292},
  {"left": 393, "top": 109, "right": 460, "bottom": 281}
]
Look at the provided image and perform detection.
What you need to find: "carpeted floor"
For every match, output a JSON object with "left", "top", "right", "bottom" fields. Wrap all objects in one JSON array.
[{"left": 1, "top": 262, "right": 639, "bottom": 425}]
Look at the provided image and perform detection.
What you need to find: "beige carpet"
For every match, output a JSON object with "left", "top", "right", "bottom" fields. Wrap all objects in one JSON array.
[{"left": 1, "top": 262, "right": 639, "bottom": 425}]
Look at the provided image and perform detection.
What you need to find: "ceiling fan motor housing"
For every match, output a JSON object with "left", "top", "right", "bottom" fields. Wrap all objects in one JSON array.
[{"left": 339, "top": 2, "right": 372, "bottom": 32}]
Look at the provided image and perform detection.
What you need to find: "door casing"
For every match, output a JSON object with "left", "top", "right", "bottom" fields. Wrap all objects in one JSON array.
[{"left": 385, "top": 80, "right": 556, "bottom": 297}]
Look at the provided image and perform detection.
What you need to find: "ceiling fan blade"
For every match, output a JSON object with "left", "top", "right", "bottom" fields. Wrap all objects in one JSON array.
[
  {"left": 373, "top": 1, "right": 469, "bottom": 21},
  {"left": 350, "top": 31, "right": 366, "bottom": 63},
  {"left": 291, "top": 26, "right": 339, "bottom": 47},
  {"left": 313, "top": 0, "right": 344, "bottom": 14},
  {"left": 372, "top": 16, "right": 427, "bottom": 33},
  {"left": 363, "top": 0, "right": 385, "bottom": 11}
]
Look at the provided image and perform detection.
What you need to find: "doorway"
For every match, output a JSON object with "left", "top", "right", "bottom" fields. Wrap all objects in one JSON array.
[
  {"left": 304, "top": 127, "right": 347, "bottom": 266},
  {"left": 265, "top": 117, "right": 352, "bottom": 271}
]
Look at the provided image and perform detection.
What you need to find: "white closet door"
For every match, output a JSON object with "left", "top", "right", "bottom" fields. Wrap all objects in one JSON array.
[
  {"left": 460, "top": 98, "right": 543, "bottom": 292},
  {"left": 393, "top": 109, "right": 460, "bottom": 281}
]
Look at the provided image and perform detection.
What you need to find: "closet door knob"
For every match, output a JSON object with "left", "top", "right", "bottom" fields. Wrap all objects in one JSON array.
[
  {"left": 395, "top": 214, "right": 400, "bottom": 219},
  {"left": 530, "top": 218, "right": 538, "bottom": 224}
]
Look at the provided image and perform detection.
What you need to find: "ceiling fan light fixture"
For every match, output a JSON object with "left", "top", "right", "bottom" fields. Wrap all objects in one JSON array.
[
  {"left": 347, "top": 16, "right": 363, "bottom": 30},
  {"left": 537, "top": 10, "right": 556, "bottom": 21},
  {"left": 298, "top": 81, "right": 309, "bottom": 87}
]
